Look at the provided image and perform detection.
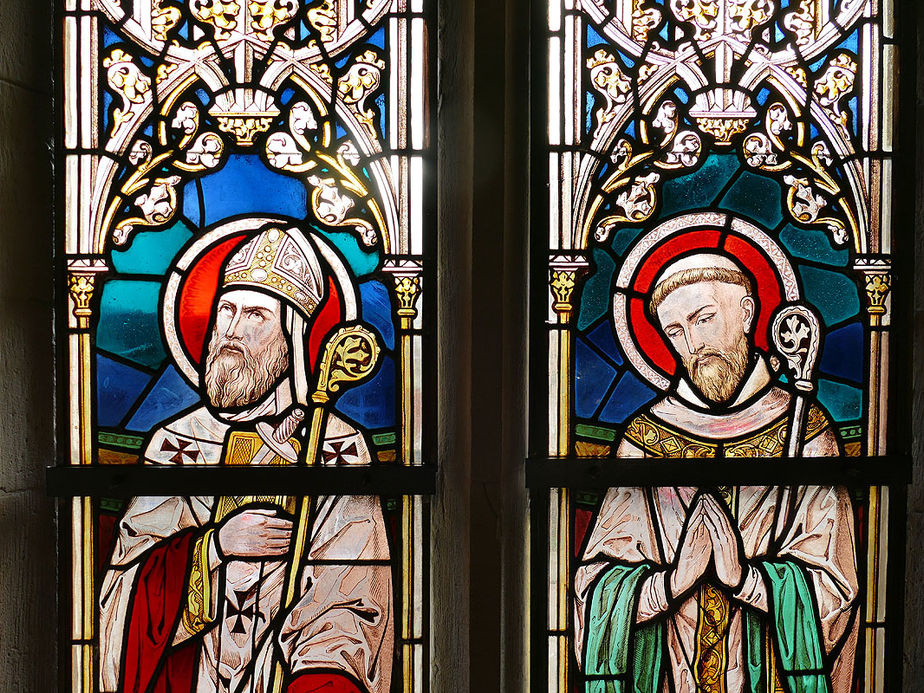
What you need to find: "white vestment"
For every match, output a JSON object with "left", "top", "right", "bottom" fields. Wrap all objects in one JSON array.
[
  {"left": 574, "top": 358, "right": 859, "bottom": 693},
  {"left": 100, "top": 386, "right": 393, "bottom": 693}
]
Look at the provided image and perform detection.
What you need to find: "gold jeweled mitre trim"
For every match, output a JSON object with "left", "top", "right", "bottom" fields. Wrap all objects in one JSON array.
[{"left": 223, "top": 227, "right": 324, "bottom": 317}]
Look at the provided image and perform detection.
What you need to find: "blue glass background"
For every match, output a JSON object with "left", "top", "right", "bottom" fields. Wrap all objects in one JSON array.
[
  {"left": 573, "top": 152, "right": 866, "bottom": 435},
  {"left": 96, "top": 154, "right": 397, "bottom": 440}
]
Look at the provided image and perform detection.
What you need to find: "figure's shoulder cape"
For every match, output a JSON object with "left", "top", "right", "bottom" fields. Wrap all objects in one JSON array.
[
  {"left": 319, "top": 411, "right": 371, "bottom": 466},
  {"left": 143, "top": 407, "right": 371, "bottom": 467},
  {"left": 144, "top": 406, "right": 227, "bottom": 465},
  {"left": 622, "top": 399, "right": 832, "bottom": 458}
]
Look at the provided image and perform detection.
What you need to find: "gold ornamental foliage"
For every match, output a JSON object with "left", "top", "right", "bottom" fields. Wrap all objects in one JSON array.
[
  {"left": 104, "top": 49, "right": 152, "bottom": 135},
  {"left": 190, "top": 0, "right": 241, "bottom": 39},
  {"left": 337, "top": 50, "right": 387, "bottom": 137},
  {"left": 726, "top": 0, "right": 774, "bottom": 37},
  {"left": 249, "top": 0, "right": 299, "bottom": 40},
  {"left": 864, "top": 273, "right": 891, "bottom": 319},
  {"left": 631, "top": 0, "right": 662, "bottom": 42},
  {"left": 549, "top": 269, "right": 578, "bottom": 312},
  {"left": 307, "top": 0, "right": 338, "bottom": 43},
  {"left": 393, "top": 276, "right": 422, "bottom": 317},
  {"left": 814, "top": 53, "right": 858, "bottom": 129},
  {"left": 68, "top": 274, "right": 98, "bottom": 327},
  {"left": 215, "top": 116, "right": 275, "bottom": 146},
  {"left": 694, "top": 116, "right": 752, "bottom": 145},
  {"left": 152, "top": 1, "right": 182, "bottom": 41},
  {"left": 587, "top": 49, "right": 633, "bottom": 138},
  {"left": 669, "top": 0, "right": 720, "bottom": 40}
]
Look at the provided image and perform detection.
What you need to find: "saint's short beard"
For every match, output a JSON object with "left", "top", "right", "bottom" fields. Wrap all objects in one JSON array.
[
  {"left": 204, "top": 328, "right": 289, "bottom": 409},
  {"left": 683, "top": 334, "right": 750, "bottom": 404}
]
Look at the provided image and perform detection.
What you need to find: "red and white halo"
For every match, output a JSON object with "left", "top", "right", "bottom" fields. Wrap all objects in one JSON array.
[
  {"left": 612, "top": 212, "right": 800, "bottom": 391},
  {"left": 163, "top": 217, "right": 359, "bottom": 387}
]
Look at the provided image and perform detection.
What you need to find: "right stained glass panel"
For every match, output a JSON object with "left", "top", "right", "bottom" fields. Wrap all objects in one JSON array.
[{"left": 535, "top": 1, "right": 906, "bottom": 692}]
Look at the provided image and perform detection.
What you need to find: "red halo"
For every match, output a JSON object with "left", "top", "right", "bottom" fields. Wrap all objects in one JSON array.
[
  {"left": 176, "top": 234, "right": 343, "bottom": 375},
  {"left": 627, "top": 229, "right": 784, "bottom": 378},
  {"left": 178, "top": 234, "right": 246, "bottom": 365}
]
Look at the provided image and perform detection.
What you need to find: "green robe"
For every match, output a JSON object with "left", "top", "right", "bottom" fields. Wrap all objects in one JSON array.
[{"left": 584, "top": 562, "right": 832, "bottom": 693}]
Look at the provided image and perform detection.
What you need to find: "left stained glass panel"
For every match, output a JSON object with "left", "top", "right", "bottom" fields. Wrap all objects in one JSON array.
[{"left": 60, "top": 1, "right": 433, "bottom": 691}]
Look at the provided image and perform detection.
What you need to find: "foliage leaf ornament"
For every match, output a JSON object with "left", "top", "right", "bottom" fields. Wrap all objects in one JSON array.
[
  {"left": 589, "top": 99, "right": 704, "bottom": 244},
  {"left": 113, "top": 175, "right": 183, "bottom": 246},
  {"left": 107, "top": 99, "right": 230, "bottom": 246},
  {"left": 180, "top": 132, "right": 224, "bottom": 170},
  {"left": 190, "top": 0, "right": 241, "bottom": 39},
  {"left": 249, "top": 0, "right": 299, "bottom": 41},
  {"left": 337, "top": 50, "right": 386, "bottom": 139},
  {"left": 569, "top": 0, "right": 872, "bottom": 256},
  {"left": 104, "top": 49, "right": 152, "bottom": 138},
  {"left": 152, "top": 0, "right": 183, "bottom": 41},
  {"left": 814, "top": 53, "right": 858, "bottom": 130},
  {"left": 307, "top": 0, "right": 339, "bottom": 43},
  {"left": 631, "top": 0, "right": 662, "bottom": 42},
  {"left": 262, "top": 98, "right": 380, "bottom": 247},
  {"left": 739, "top": 100, "right": 852, "bottom": 247},
  {"left": 587, "top": 49, "right": 633, "bottom": 139},
  {"left": 726, "top": 0, "right": 775, "bottom": 38},
  {"left": 669, "top": 0, "right": 720, "bottom": 41},
  {"left": 266, "top": 132, "right": 306, "bottom": 169},
  {"left": 782, "top": 0, "right": 817, "bottom": 46},
  {"left": 265, "top": 101, "right": 320, "bottom": 173}
]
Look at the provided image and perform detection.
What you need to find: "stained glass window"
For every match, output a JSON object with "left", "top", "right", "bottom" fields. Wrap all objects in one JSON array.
[
  {"left": 54, "top": 2, "right": 434, "bottom": 691},
  {"left": 532, "top": 2, "right": 910, "bottom": 692}
]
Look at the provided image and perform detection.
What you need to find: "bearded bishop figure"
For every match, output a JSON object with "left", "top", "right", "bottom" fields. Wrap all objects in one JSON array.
[
  {"left": 100, "top": 225, "right": 393, "bottom": 693},
  {"left": 574, "top": 253, "right": 859, "bottom": 693}
]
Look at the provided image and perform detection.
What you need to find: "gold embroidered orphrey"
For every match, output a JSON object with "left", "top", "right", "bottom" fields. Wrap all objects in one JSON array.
[{"left": 622, "top": 404, "right": 829, "bottom": 458}]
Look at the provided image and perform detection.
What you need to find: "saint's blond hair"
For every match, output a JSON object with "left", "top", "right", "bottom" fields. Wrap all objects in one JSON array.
[{"left": 648, "top": 267, "right": 753, "bottom": 317}]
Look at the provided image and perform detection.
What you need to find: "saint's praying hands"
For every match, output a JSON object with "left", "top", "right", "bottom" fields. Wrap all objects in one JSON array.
[
  {"left": 668, "top": 496, "right": 712, "bottom": 600},
  {"left": 669, "top": 493, "right": 747, "bottom": 604}
]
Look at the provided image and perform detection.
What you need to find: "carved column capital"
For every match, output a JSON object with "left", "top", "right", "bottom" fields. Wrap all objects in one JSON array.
[
  {"left": 383, "top": 258, "right": 423, "bottom": 327},
  {"left": 67, "top": 258, "right": 109, "bottom": 330},
  {"left": 855, "top": 258, "right": 891, "bottom": 327},
  {"left": 549, "top": 255, "right": 589, "bottom": 323}
]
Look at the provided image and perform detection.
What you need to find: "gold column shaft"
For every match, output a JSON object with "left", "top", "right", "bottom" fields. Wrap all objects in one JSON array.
[
  {"left": 68, "top": 265, "right": 104, "bottom": 693},
  {"left": 401, "top": 328, "right": 414, "bottom": 463},
  {"left": 553, "top": 486, "right": 571, "bottom": 693},
  {"left": 402, "top": 495, "right": 419, "bottom": 690},
  {"left": 551, "top": 316, "right": 573, "bottom": 693},
  {"left": 865, "top": 487, "right": 881, "bottom": 693},
  {"left": 387, "top": 267, "right": 423, "bottom": 693},
  {"left": 858, "top": 264, "right": 890, "bottom": 693},
  {"left": 548, "top": 261, "right": 585, "bottom": 693},
  {"left": 400, "top": 321, "right": 419, "bottom": 693},
  {"left": 557, "top": 327, "right": 571, "bottom": 455}
]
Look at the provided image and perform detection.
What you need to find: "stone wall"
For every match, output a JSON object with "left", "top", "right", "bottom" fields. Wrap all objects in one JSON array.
[{"left": 0, "top": 0, "right": 56, "bottom": 689}]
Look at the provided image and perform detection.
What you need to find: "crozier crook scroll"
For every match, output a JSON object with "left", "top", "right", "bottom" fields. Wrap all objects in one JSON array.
[{"left": 770, "top": 303, "right": 823, "bottom": 458}]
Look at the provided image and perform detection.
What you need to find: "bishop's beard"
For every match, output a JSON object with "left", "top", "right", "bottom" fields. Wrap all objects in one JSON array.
[
  {"left": 204, "top": 328, "right": 289, "bottom": 409},
  {"left": 682, "top": 333, "right": 750, "bottom": 404}
]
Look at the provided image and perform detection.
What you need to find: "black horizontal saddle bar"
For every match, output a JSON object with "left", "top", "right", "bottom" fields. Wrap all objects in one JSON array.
[
  {"left": 46, "top": 464, "right": 437, "bottom": 497},
  {"left": 525, "top": 455, "right": 913, "bottom": 489}
]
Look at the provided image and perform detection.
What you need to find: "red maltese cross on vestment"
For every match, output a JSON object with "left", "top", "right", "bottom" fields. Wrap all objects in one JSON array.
[
  {"left": 159, "top": 437, "right": 201, "bottom": 463},
  {"left": 322, "top": 440, "right": 361, "bottom": 465}
]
